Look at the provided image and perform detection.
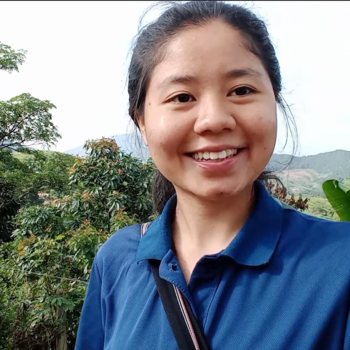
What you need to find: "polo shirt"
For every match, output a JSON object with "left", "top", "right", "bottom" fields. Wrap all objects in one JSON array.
[{"left": 75, "top": 181, "right": 350, "bottom": 350}]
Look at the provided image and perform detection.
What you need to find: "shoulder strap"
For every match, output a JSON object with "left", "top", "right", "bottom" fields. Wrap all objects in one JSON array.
[{"left": 140, "top": 223, "right": 211, "bottom": 350}]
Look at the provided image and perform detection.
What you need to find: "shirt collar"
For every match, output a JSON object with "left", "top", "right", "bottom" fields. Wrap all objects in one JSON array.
[{"left": 136, "top": 181, "right": 284, "bottom": 266}]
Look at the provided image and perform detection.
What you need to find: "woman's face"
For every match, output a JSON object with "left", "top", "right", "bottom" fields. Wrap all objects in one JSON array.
[{"left": 139, "top": 20, "right": 277, "bottom": 201}]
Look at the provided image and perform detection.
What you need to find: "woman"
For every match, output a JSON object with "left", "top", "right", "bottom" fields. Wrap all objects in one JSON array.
[{"left": 75, "top": 1, "right": 350, "bottom": 349}]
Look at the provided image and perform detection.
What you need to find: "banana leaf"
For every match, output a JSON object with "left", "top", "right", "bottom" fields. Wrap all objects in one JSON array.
[{"left": 322, "top": 179, "right": 350, "bottom": 221}]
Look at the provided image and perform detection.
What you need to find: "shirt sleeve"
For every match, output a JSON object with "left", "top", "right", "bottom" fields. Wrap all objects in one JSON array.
[{"left": 75, "top": 258, "right": 104, "bottom": 350}]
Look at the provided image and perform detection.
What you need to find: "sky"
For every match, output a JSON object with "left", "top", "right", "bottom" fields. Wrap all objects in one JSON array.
[{"left": 0, "top": 1, "right": 349, "bottom": 156}]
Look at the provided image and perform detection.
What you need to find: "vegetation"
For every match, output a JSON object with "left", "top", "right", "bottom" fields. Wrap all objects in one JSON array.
[
  {"left": 0, "top": 93, "right": 61, "bottom": 151},
  {"left": 0, "top": 138, "right": 155, "bottom": 349},
  {"left": 323, "top": 180, "right": 350, "bottom": 221},
  {"left": 305, "top": 197, "right": 338, "bottom": 221},
  {"left": 0, "top": 149, "right": 76, "bottom": 243},
  {"left": 265, "top": 181, "right": 309, "bottom": 211},
  {"left": 0, "top": 42, "right": 26, "bottom": 73},
  {"left": 0, "top": 42, "right": 60, "bottom": 152}
]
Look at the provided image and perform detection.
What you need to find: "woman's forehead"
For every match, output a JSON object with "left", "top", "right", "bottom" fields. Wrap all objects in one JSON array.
[{"left": 149, "top": 24, "right": 267, "bottom": 91}]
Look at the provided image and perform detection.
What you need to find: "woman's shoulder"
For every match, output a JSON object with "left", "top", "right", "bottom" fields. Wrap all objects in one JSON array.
[
  {"left": 279, "top": 208, "right": 350, "bottom": 291},
  {"left": 281, "top": 206, "right": 350, "bottom": 254},
  {"left": 283, "top": 206, "right": 350, "bottom": 233},
  {"left": 93, "top": 224, "right": 143, "bottom": 273}
]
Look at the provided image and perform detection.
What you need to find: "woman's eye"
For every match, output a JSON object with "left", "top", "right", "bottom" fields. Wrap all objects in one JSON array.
[
  {"left": 231, "top": 86, "right": 255, "bottom": 96},
  {"left": 171, "top": 93, "right": 194, "bottom": 103}
]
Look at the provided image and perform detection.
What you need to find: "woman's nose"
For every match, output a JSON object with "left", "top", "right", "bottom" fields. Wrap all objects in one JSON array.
[{"left": 193, "top": 98, "right": 237, "bottom": 135}]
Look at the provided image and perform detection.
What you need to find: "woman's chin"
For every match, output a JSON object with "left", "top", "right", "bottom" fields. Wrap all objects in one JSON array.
[{"left": 187, "top": 182, "right": 248, "bottom": 201}]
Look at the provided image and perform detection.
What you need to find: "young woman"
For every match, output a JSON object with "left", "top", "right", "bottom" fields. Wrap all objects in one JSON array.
[{"left": 75, "top": 2, "right": 350, "bottom": 349}]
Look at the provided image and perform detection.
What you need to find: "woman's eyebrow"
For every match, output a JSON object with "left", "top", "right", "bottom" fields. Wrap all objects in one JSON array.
[
  {"left": 225, "top": 68, "right": 262, "bottom": 79},
  {"left": 157, "top": 68, "right": 262, "bottom": 90}
]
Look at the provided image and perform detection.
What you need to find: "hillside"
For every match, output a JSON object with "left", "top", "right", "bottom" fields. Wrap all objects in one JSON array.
[
  {"left": 269, "top": 150, "right": 350, "bottom": 196},
  {"left": 270, "top": 150, "right": 350, "bottom": 180},
  {"left": 66, "top": 134, "right": 350, "bottom": 197}
]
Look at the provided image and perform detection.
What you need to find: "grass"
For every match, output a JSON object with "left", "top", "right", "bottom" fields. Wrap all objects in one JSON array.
[{"left": 305, "top": 197, "right": 338, "bottom": 221}]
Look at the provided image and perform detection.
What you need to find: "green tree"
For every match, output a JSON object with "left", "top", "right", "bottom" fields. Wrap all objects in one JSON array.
[
  {"left": 0, "top": 41, "right": 62, "bottom": 243},
  {"left": 0, "top": 93, "right": 61, "bottom": 151},
  {"left": 0, "top": 41, "right": 61, "bottom": 151},
  {"left": 68, "top": 138, "right": 155, "bottom": 227},
  {"left": 0, "top": 150, "right": 76, "bottom": 243},
  {"left": 0, "top": 42, "right": 26, "bottom": 73},
  {"left": 0, "top": 177, "right": 22, "bottom": 243},
  {"left": 0, "top": 150, "right": 34, "bottom": 243},
  {"left": 0, "top": 138, "right": 155, "bottom": 349},
  {"left": 25, "top": 150, "right": 77, "bottom": 196}
]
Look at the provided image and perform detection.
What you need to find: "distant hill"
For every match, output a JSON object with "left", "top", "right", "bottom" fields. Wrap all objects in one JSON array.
[
  {"left": 66, "top": 134, "right": 150, "bottom": 160},
  {"left": 270, "top": 150, "right": 350, "bottom": 180},
  {"left": 269, "top": 150, "right": 350, "bottom": 196},
  {"left": 65, "top": 134, "right": 350, "bottom": 197}
]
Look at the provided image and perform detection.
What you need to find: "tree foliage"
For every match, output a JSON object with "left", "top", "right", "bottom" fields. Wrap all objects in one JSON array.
[
  {"left": 0, "top": 176, "right": 22, "bottom": 243},
  {"left": 26, "top": 150, "right": 77, "bottom": 196},
  {"left": 0, "top": 93, "right": 61, "bottom": 151},
  {"left": 0, "top": 40, "right": 64, "bottom": 244},
  {"left": 0, "top": 150, "right": 76, "bottom": 243},
  {"left": 0, "top": 138, "right": 155, "bottom": 349},
  {"left": 68, "top": 138, "right": 154, "bottom": 227},
  {"left": 0, "top": 41, "right": 27, "bottom": 73},
  {"left": 0, "top": 41, "right": 61, "bottom": 151}
]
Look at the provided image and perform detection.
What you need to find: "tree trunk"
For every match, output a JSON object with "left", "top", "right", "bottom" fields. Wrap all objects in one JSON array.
[{"left": 56, "top": 306, "right": 68, "bottom": 350}]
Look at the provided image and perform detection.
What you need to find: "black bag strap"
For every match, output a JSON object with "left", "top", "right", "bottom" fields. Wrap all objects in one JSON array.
[{"left": 141, "top": 223, "right": 212, "bottom": 350}]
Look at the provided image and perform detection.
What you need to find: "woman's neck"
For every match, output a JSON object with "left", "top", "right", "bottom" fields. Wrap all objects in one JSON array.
[
  {"left": 171, "top": 184, "right": 255, "bottom": 284},
  {"left": 173, "top": 184, "right": 255, "bottom": 255}
]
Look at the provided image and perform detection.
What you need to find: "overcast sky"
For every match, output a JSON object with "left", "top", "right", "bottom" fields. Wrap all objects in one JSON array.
[{"left": 1, "top": 1, "right": 349, "bottom": 156}]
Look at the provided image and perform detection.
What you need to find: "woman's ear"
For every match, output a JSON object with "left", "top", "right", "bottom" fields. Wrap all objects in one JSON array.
[{"left": 137, "top": 115, "right": 148, "bottom": 146}]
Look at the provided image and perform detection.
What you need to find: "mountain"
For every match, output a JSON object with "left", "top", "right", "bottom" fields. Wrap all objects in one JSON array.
[
  {"left": 66, "top": 134, "right": 150, "bottom": 160},
  {"left": 269, "top": 150, "right": 350, "bottom": 196},
  {"left": 270, "top": 150, "right": 350, "bottom": 180},
  {"left": 65, "top": 134, "right": 350, "bottom": 197}
]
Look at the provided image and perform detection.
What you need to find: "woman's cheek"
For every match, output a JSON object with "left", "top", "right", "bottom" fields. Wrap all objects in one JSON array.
[
  {"left": 148, "top": 118, "right": 187, "bottom": 153},
  {"left": 146, "top": 126, "right": 176, "bottom": 159},
  {"left": 245, "top": 106, "right": 277, "bottom": 142}
]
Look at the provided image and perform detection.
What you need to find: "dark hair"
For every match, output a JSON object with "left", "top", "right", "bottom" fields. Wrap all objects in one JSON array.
[{"left": 127, "top": 1, "right": 297, "bottom": 214}]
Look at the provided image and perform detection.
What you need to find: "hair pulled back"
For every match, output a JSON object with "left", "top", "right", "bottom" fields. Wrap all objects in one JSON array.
[{"left": 127, "top": 1, "right": 297, "bottom": 214}]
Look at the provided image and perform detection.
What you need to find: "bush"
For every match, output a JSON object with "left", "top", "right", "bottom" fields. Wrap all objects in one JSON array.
[{"left": 0, "top": 138, "right": 154, "bottom": 349}]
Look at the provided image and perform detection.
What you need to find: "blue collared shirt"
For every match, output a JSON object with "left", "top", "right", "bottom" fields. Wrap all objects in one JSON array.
[{"left": 75, "top": 181, "right": 350, "bottom": 350}]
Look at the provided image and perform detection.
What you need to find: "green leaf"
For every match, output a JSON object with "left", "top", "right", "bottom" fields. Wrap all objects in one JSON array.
[
  {"left": 55, "top": 234, "right": 65, "bottom": 241},
  {"left": 322, "top": 179, "right": 350, "bottom": 221}
]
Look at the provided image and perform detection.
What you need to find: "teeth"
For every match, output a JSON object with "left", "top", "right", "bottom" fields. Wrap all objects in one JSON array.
[
  {"left": 210, "top": 152, "right": 219, "bottom": 160},
  {"left": 192, "top": 149, "right": 239, "bottom": 161},
  {"left": 218, "top": 150, "right": 226, "bottom": 159}
]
